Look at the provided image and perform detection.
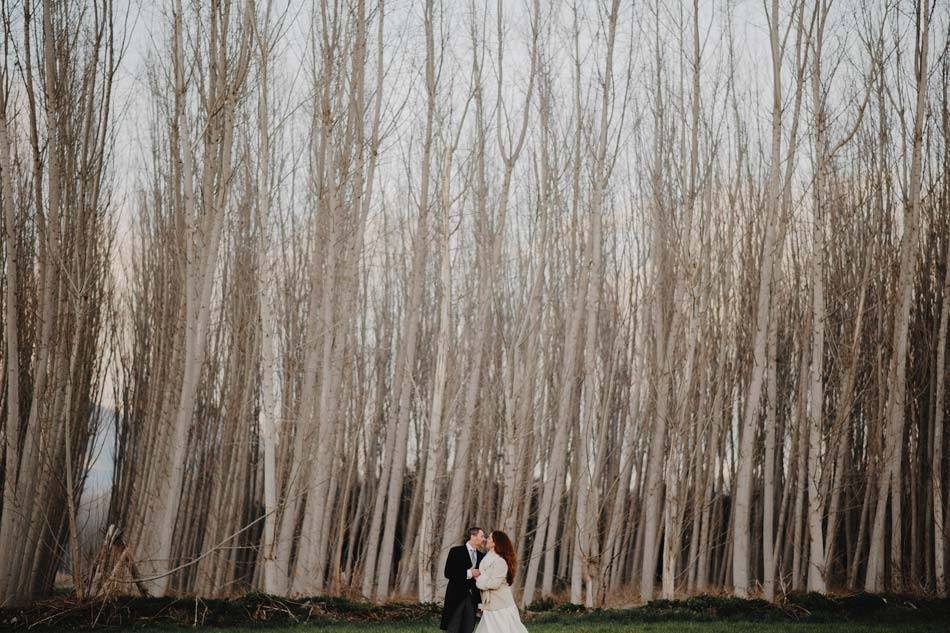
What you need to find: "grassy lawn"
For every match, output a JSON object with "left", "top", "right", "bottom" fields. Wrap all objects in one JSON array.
[
  {"left": 127, "top": 623, "right": 950, "bottom": 633},
  {"left": 11, "top": 594, "right": 947, "bottom": 632}
]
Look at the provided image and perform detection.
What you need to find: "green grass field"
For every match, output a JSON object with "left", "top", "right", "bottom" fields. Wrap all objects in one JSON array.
[
  {"left": 130, "top": 623, "right": 950, "bottom": 633},
  {"left": 9, "top": 593, "right": 947, "bottom": 632}
]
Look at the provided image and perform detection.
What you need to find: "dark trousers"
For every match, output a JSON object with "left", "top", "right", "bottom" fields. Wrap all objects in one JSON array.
[{"left": 445, "top": 594, "right": 476, "bottom": 633}]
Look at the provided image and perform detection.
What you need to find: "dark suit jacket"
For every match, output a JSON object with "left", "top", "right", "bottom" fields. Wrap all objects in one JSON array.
[{"left": 439, "top": 544, "right": 485, "bottom": 630}]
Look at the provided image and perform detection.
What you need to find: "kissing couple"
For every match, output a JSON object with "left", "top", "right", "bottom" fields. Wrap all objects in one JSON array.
[{"left": 439, "top": 527, "right": 528, "bottom": 633}]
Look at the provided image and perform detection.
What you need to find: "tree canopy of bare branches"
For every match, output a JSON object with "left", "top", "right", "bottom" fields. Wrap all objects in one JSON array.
[{"left": 1, "top": 0, "right": 950, "bottom": 608}]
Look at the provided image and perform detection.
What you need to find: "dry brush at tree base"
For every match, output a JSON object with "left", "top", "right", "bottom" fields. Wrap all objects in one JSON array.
[
  {"left": 45, "top": 626, "right": 950, "bottom": 633},
  {"left": 2, "top": 0, "right": 950, "bottom": 610},
  {"left": 1, "top": 593, "right": 949, "bottom": 631}
]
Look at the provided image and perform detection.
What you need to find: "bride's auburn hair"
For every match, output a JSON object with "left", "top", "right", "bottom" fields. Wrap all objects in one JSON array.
[{"left": 491, "top": 531, "right": 517, "bottom": 585}]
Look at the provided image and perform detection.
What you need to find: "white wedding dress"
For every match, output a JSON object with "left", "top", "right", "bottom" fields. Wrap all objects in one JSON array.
[
  {"left": 476, "top": 604, "right": 528, "bottom": 633},
  {"left": 474, "top": 551, "right": 528, "bottom": 633}
]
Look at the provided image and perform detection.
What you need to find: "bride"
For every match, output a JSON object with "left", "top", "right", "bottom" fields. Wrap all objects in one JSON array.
[{"left": 474, "top": 531, "right": 528, "bottom": 633}]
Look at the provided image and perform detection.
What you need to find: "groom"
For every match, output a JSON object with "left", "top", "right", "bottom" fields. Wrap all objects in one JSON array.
[{"left": 440, "top": 527, "right": 486, "bottom": 633}]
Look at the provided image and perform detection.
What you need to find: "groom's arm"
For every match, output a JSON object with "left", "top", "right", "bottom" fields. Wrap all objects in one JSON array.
[{"left": 443, "top": 548, "right": 468, "bottom": 583}]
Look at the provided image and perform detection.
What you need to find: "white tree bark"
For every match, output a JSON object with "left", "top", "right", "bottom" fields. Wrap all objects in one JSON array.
[
  {"left": 866, "top": 0, "right": 931, "bottom": 593},
  {"left": 933, "top": 174, "right": 950, "bottom": 596},
  {"left": 372, "top": 0, "right": 437, "bottom": 599},
  {"left": 806, "top": 10, "right": 828, "bottom": 587},
  {"left": 570, "top": 0, "right": 619, "bottom": 607},
  {"left": 0, "top": 106, "right": 23, "bottom": 605},
  {"left": 418, "top": 26, "right": 468, "bottom": 599},
  {"left": 253, "top": 0, "right": 280, "bottom": 594}
]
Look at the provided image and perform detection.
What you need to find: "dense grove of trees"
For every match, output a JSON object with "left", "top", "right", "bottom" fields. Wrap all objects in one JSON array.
[{"left": 1, "top": 0, "right": 950, "bottom": 609}]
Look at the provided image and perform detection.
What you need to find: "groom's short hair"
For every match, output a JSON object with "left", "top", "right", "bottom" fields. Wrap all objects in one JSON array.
[{"left": 467, "top": 526, "right": 483, "bottom": 539}]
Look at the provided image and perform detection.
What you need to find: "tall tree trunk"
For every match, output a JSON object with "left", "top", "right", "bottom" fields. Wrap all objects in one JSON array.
[
  {"left": 254, "top": 0, "right": 280, "bottom": 594},
  {"left": 866, "top": 0, "right": 931, "bottom": 593},
  {"left": 930, "top": 146, "right": 949, "bottom": 596},
  {"left": 570, "top": 0, "right": 619, "bottom": 607}
]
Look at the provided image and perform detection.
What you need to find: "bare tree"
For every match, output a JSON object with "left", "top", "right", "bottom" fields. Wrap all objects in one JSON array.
[
  {"left": 865, "top": 0, "right": 932, "bottom": 593},
  {"left": 5, "top": 0, "right": 950, "bottom": 607}
]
